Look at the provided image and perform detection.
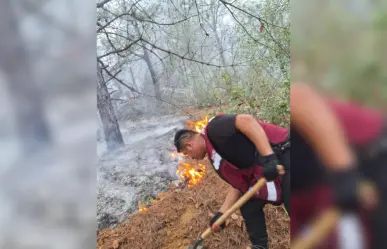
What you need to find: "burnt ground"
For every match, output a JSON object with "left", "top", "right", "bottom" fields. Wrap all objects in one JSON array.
[{"left": 97, "top": 115, "right": 188, "bottom": 230}]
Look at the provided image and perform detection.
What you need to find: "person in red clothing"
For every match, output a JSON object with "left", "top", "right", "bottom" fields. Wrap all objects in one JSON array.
[
  {"left": 290, "top": 83, "right": 386, "bottom": 249},
  {"left": 174, "top": 114, "right": 290, "bottom": 249}
]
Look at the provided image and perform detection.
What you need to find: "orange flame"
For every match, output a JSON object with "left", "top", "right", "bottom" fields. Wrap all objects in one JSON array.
[
  {"left": 186, "top": 116, "right": 210, "bottom": 133},
  {"left": 173, "top": 116, "right": 209, "bottom": 188},
  {"left": 176, "top": 162, "right": 206, "bottom": 187},
  {"left": 138, "top": 201, "right": 148, "bottom": 212},
  {"left": 170, "top": 152, "right": 185, "bottom": 159}
]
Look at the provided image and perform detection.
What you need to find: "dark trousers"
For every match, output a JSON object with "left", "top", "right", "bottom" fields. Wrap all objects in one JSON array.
[
  {"left": 278, "top": 148, "right": 290, "bottom": 216},
  {"left": 240, "top": 149, "right": 291, "bottom": 249},
  {"left": 359, "top": 145, "right": 387, "bottom": 249},
  {"left": 240, "top": 199, "right": 268, "bottom": 249},
  {"left": 291, "top": 126, "right": 387, "bottom": 249}
]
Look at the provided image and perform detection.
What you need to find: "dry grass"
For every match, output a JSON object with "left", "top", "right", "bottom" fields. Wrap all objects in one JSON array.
[
  {"left": 98, "top": 108, "right": 289, "bottom": 249},
  {"left": 97, "top": 161, "right": 290, "bottom": 249}
]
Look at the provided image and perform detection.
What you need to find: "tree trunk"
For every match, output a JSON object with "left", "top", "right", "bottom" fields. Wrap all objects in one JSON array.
[
  {"left": 215, "top": 33, "right": 227, "bottom": 66},
  {"left": 133, "top": 23, "right": 161, "bottom": 103},
  {"left": 0, "top": 0, "right": 51, "bottom": 156},
  {"left": 142, "top": 46, "right": 161, "bottom": 101},
  {"left": 129, "top": 67, "right": 139, "bottom": 97},
  {"left": 97, "top": 65, "right": 124, "bottom": 151},
  {"left": 210, "top": 0, "right": 227, "bottom": 67}
]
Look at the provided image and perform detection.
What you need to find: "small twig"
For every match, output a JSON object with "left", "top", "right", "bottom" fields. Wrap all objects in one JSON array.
[
  {"left": 194, "top": 0, "right": 210, "bottom": 36},
  {"left": 97, "top": 60, "right": 193, "bottom": 116},
  {"left": 97, "top": 0, "right": 142, "bottom": 33},
  {"left": 218, "top": 0, "right": 286, "bottom": 29},
  {"left": 97, "top": 37, "right": 141, "bottom": 60},
  {"left": 221, "top": 3, "right": 273, "bottom": 51},
  {"left": 104, "top": 69, "right": 122, "bottom": 85},
  {"left": 97, "top": 0, "right": 114, "bottom": 9},
  {"left": 140, "top": 38, "right": 239, "bottom": 68}
]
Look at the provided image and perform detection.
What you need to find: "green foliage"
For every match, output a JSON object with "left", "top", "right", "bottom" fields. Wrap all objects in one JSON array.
[
  {"left": 292, "top": 1, "right": 387, "bottom": 109},
  {"left": 192, "top": 0, "right": 290, "bottom": 126},
  {"left": 206, "top": 70, "right": 290, "bottom": 127},
  {"left": 236, "top": 0, "right": 290, "bottom": 82}
]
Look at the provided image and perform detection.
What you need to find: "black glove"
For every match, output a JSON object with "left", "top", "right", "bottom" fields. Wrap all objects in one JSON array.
[
  {"left": 261, "top": 154, "right": 279, "bottom": 181},
  {"left": 209, "top": 212, "right": 225, "bottom": 229},
  {"left": 328, "top": 168, "right": 362, "bottom": 211}
]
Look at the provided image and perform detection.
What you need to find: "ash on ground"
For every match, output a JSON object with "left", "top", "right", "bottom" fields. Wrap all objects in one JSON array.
[{"left": 97, "top": 115, "right": 188, "bottom": 230}]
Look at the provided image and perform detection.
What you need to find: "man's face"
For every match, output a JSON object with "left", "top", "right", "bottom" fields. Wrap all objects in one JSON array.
[{"left": 180, "top": 135, "right": 206, "bottom": 160}]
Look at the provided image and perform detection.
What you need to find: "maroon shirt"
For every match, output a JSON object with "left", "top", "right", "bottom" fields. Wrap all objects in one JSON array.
[
  {"left": 291, "top": 98, "right": 385, "bottom": 190},
  {"left": 207, "top": 115, "right": 288, "bottom": 169}
]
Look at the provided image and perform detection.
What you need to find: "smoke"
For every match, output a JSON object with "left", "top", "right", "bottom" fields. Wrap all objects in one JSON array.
[{"left": 0, "top": 0, "right": 96, "bottom": 248}]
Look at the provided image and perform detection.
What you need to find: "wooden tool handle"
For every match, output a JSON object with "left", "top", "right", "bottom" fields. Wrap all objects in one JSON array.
[
  {"left": 200, "top": 178, "right": 267, "bottom": 240},
  {"left": 291, "top": 181, "right": 377, "bottom": 249},
  {"left": 200, "top": 227, "right": 213, "bottom": 240},
  {"left": 291, "top": 209, "right": 340, "bottom": 249},
  {"left": 201, "top": 165, "right": 285, "bottom": 240}
]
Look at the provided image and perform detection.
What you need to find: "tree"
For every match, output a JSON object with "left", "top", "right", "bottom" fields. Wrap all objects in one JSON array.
[
  {"left": 97, "top": 63, "right": 125, "bottom": 151},
  {"left": 95, "top": 0, "right": 290, "bottom": 122}
]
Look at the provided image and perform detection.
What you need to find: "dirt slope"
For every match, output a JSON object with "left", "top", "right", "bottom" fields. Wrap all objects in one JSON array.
[{"left": 97, "top": 161, "right": 290, "bottom": 249}]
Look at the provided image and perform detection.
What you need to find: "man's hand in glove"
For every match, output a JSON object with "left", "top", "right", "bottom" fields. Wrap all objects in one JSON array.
[
  {"left": 261, "top": 154, "right": 284, "bottom": 181},
  {"left": 328, "top": 168, "right": 379, "bottom": 211},
  {"left": 210, "top": 212, "right": 225, "bottom": 233}
]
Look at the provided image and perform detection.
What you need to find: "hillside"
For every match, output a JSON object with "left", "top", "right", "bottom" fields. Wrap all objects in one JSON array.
[{"left": 97, "top": 159, "right": 290, "bottom": 249}]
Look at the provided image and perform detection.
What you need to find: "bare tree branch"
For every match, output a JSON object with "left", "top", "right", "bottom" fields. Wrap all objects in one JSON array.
[
  {"left": 97, "top": 13, "right": 127, "bottom": 33},
  {"left": 105, "top": 70, "right": 122, "bottom": 85},
  {"left": 98, "top": 59, "right": 191, "bottom": 113},
  {"left": 98, "top": 60, "right": 137, "bottom": 93},
  {"left": 218, "top": 0, "right": 286, "bottom": 29},
  {"left": 133, "top": 2, "right": 157, "bottom": 21},
  {"left": 137, "top": 43, "right": 168, "bottom": 68},
  {"left": 262, "top": 25, "right": 290, "bottom": 57},
  {"left": 194, "top": 0, "right": 210, "bottom": 36},
  {"left": 139, "top": 38, "right": 238, "bottom": 68},
  {"left": 97, "top": 0, "right": 142, "bottom": 33},
  {"left": 98, "top": 31, "right": 131, "bottom": 40},
  {"left": 111, "top": 98, "right": 127, "bottom": 102},
  {"left": 98, "top": 37, "right": 141, "bottom": 60},
  {"left": 130, "top": 13, "right": 197, "bottom": 26},
  {"left": 168, "top": 0, "right": 184, "bottom": 16},
  {"left": 206, "top": 47, "right": 232, "bottom": 64},
  {"left": 97, "top": 0, "right": 114, "bottom": 9},
  {"left": 101, "top": 29, "right": 125, "bottom": 58},
  {"left": 221, "top": 3, "right": 274, "bottom": 51},
  {"left": 108, "top": 89, "right": 117, "bottom": 96}
]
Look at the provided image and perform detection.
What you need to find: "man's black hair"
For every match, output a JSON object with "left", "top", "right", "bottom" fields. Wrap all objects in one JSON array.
[{"left": 174, "top": 129, "right": 197, "bottom": 152}]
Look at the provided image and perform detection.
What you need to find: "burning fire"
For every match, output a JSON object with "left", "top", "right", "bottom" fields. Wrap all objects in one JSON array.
[
  {"left": 138, "top": 200, "right": 148, "bottom": 212},
  {"left": 176, "top": 162, "right": 206, "bottom": 187},
  {"left": 171, "top": 116, "right": 210, "bottom": 188},
  {"left": 170, "top": 152, "right": 185, "bottom": 160},
  {"left": 185, "top": 116, "right": 209, "bottom": 133}
]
